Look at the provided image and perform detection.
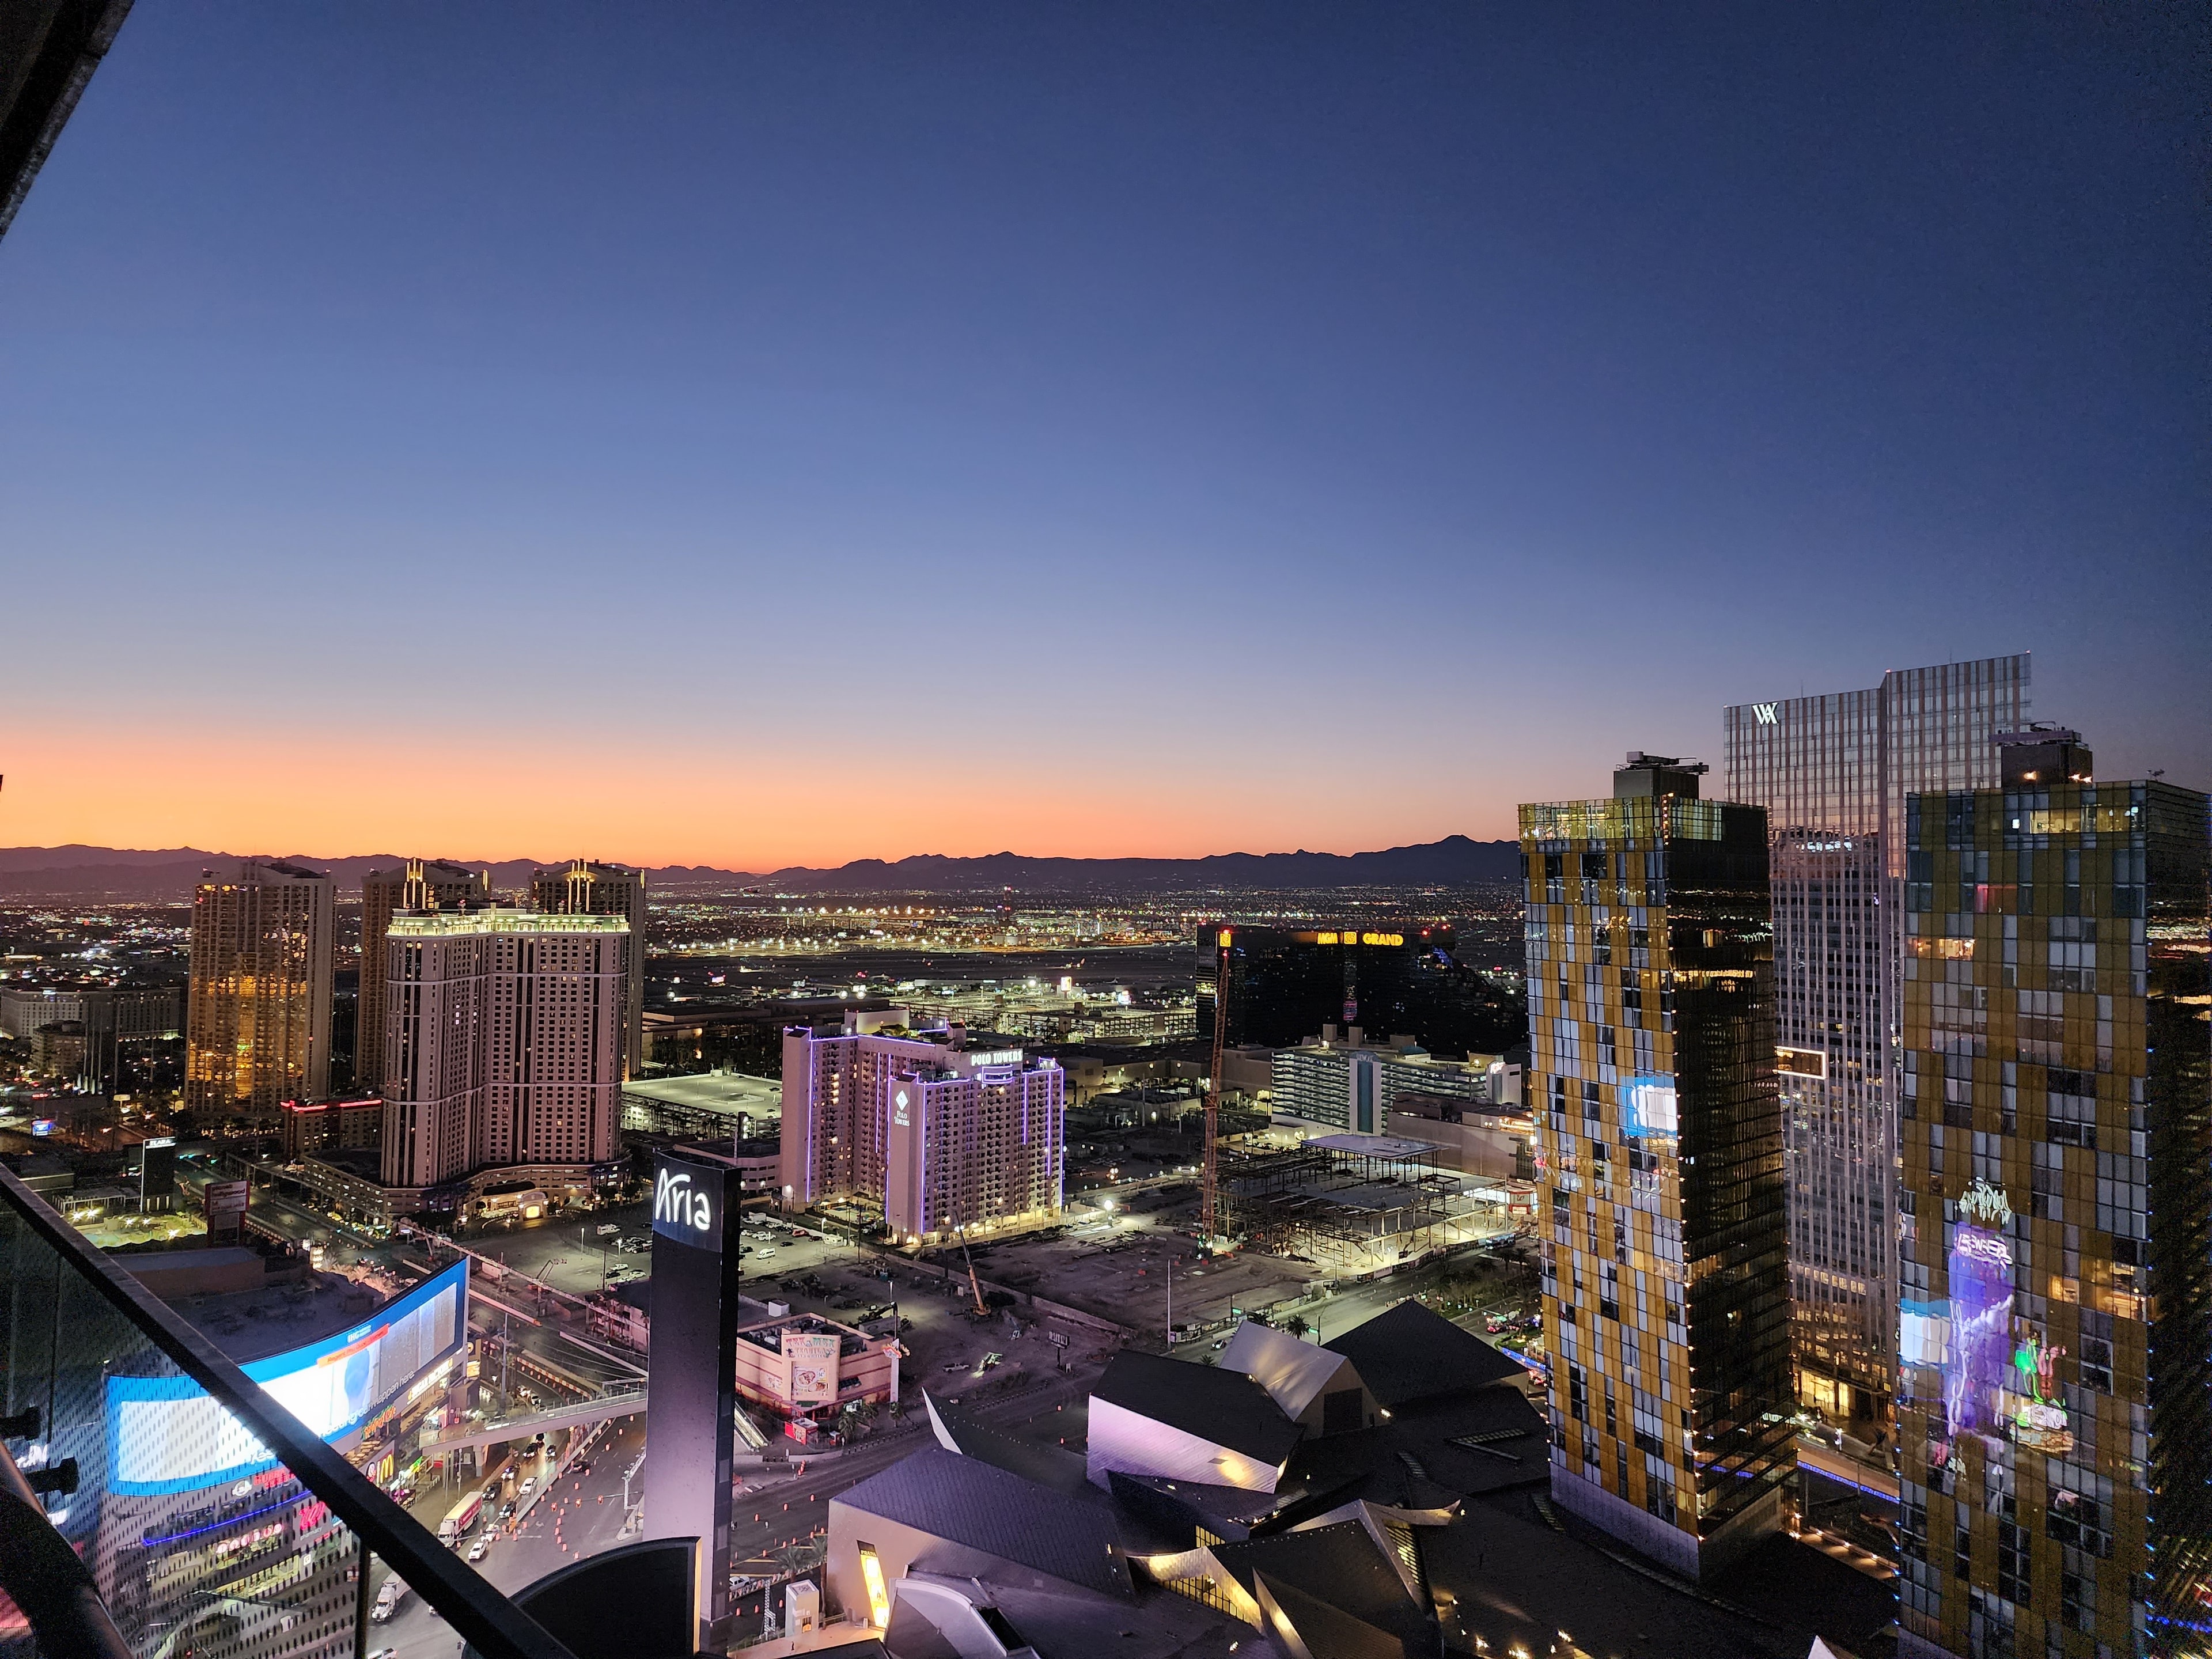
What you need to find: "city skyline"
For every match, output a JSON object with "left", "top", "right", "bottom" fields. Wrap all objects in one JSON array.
[{"left": 1, "top": 7, "right": 2204, "bottom": 869}]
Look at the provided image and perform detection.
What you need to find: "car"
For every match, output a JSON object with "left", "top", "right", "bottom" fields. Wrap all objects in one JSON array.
[
  {"left": 467, "top": 1538, "right": 490, "bottom": 1563},
  {"left": 570, "top": 1458, "right": 592, "bottom": 1475},
  {"left": 498, "top": 1502, "right": 517, "bottom": 1523},
  {"left": 519, "top": 1477, "right": 536, "bottom": 1496},
  {"left": 979, "top": 1353, "right": 1003, "bottom": 1370},
  {"left": 753, "top": 1247, "right": 776, "bottom": 1259},
  {"left": 369, "top": 1647, "right": 396, "bottom": 1659},
  {"left": 942, "top": 1362, "right": 964, "bottom": 1373}
]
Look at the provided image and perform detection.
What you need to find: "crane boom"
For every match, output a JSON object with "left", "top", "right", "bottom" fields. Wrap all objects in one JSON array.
[{"left": 954, "top": 1225, "right": 988, "bottom": 1317}]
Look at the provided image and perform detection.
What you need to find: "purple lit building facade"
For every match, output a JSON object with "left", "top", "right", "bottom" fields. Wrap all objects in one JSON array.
[
  {"left": 1895, "top": 753, "right": 2211, "bottom": 1659},
  {"left": 779, "top": 1010, "right": 1063, "bottom": 1240}
]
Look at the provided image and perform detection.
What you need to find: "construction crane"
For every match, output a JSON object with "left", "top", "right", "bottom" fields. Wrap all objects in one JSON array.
[
  {"left": 953, "top": 1225, "right": 988, "bottom": 1318},
  {"left": 1202, "top": 927, "right": 1232, "bottom": 1241}
]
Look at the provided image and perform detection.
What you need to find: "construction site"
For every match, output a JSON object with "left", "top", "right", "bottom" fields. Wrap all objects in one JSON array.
[{"left": 1213, "top": 1132, "right": 1511, "bottom": 1272}]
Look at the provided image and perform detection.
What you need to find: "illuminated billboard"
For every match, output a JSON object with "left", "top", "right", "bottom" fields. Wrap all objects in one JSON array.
[
  {"left": 1621, "top": 1074, "right": 1679, "bottom": 1139},
  {"left": 105, "top": 1260, "right": 468, "bottom": 1495},
  {"left": 784, "top": 1332, "right": 840, "bottom": 1407}
]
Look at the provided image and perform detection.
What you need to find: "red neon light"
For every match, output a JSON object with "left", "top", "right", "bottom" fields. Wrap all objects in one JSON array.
[{"left": 315, "top": 1324, "right": 391, "bottom": 1368}]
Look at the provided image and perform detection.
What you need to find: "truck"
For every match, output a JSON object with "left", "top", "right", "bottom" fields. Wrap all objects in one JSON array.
[
  {"left": 437, "top": 1488, "right": 486, "bottom": 1547},
  {"left": 371, "top": 1578, "right": 408, "bottom": 1622}
]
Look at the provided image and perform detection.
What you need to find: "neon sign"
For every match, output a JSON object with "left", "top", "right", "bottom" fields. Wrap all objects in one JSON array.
[{"left": 653, "top": 1168, "right": 713, "bottom": 1237}]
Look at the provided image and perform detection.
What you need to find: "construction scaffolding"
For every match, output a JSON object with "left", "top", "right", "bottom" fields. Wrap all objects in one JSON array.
[{"left": 1220, "top": 1134, "right": 1494, "bottom": 1272}]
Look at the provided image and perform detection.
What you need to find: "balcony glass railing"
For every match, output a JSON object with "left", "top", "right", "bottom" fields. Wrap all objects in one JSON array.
[{"left": 0, "top": 1168, "right": 578, "bottom": 1659}]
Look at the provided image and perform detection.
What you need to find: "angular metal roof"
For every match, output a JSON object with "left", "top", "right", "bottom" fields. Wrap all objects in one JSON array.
[{"left": 1092, "top": 1350, "right": 1302, "bottom": 1467}]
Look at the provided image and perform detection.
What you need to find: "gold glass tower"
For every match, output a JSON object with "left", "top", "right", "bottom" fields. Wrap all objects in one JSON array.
[
  {"left": 184, "top": 860, "right": 335, "bottom": 1126},
  {"left": 1895, "top": 752, "right": 2211, "bottom": 1659},
  {"left": 1520, "top": 754, "right": 1793, "bottom": 1578}
]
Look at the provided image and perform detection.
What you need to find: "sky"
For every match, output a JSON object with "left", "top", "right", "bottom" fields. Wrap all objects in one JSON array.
[{"left": 1, "top": 5, "right": 2204, "bottom": 870}]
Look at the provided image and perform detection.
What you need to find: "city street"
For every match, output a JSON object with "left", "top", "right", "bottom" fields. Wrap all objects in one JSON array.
[
  {"left": 374, "top": 1419, "right": 643, "bottom": 1659},
  {"left": 368, "top": 1368, "right": 1103, "bottom": 1649}
]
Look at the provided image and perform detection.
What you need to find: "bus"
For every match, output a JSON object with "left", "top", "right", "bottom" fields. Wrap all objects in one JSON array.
[{"left": 438, "top": 1488, "right": 486, "bottom": 1547}]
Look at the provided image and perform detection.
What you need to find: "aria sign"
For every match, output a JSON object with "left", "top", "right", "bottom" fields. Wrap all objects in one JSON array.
[{"left": 653, "top": 1164, "right": 717, "bottom": 1248}]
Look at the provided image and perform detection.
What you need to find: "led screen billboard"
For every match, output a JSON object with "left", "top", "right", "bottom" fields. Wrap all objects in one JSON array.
[
  {"left": 1622, "top": 1073, "right": 1679, "bottom": 1139},
  {"left": 105, "top": 1260, "right": 468, "bottom": 1495}
]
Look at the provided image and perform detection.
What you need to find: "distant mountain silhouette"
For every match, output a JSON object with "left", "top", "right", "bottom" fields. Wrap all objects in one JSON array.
[
  {"left": 0, "top": 835, "right": 1518, "bottom": 899},
  {"left": 738, "top": 835, "right": 1521, "bottom": 893}
]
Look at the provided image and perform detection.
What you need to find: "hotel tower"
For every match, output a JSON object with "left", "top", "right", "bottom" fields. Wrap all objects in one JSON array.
[
  {"left": 1894, "top": 733, "right": 2211, "bottom": 1659},
  {"left": 1520, "top": 753, "right": 1792, "bottom": 1578},
  {"left": 1724, "top": 654, "right": 2031, "bottom": 1437}
]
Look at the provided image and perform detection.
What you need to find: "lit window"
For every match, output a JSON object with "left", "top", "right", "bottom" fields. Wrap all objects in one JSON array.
[{"left": 858, "top": 1542, "right": 891, "bottom": 1627}]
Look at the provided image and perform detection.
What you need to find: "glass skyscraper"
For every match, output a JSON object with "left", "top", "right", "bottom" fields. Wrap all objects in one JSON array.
[
  {"left": 1520, "top": 755, "right": 1793, "bottom": 1578},
  {"left": 1893, "top": 757, "right": 2210, "bottom": 1659},
  {"left": 1724, "top": 655, "right": 2030, "bottom": 1438}
]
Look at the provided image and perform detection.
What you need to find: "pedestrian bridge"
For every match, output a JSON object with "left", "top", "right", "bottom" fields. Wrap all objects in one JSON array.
[{"left": 418, "top": 1390, "right": 646, "bottom": 1456}]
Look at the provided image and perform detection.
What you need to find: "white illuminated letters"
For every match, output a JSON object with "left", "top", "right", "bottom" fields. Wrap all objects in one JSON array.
[
  {"left": 1752, "top": 702, "right": 1779, "bottom": 726},
  {"left": 655, "top": 1167, "right": 712, "bottom": 1233}
]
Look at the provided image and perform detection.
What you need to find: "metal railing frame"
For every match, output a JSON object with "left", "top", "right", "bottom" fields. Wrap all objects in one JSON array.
[
  {"left": 0, "top": 1164, "right": 582, "bottom": 1659},
  {"left": 0, "top": 1423, "right": 133, "bottom": 1659}
]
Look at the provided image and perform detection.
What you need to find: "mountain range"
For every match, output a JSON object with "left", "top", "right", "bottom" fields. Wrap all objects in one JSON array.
[{"left": 0, "top": 836, "right": 1520, "bottom": 899}]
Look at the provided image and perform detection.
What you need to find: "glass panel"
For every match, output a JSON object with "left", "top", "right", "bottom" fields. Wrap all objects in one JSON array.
[{"left": 0, "top": 1177, "right": 570, "bottom": 1659}]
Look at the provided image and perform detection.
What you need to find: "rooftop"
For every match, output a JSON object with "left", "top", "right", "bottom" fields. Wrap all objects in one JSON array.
[
  {"left": 131, "top": 1256, "right": 384, "bottom": 1363},
  {"left": 1092, "top": 1351, "right": 1301, "bottom": 1468},
  {"left": 1216, "top": 1319, "right": 1359, "bottom": 1419},
  {"left": 832, "top": 1444, "right": 1131, "bottom": 1600},
  {"left": 618, "top": 1071, "right": 779, "bottom": 1115},
  {"left": 387, "top": 908, "right": 630, "bottom": 938},
  {"left": 1323, "top": 1300, "right": 1527, "bottom": 1406}
]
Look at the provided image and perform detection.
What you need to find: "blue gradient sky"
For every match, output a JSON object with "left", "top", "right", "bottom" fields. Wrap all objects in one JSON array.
[{"left": 1, "top": 5, "right": 2203, "bottom": 867}]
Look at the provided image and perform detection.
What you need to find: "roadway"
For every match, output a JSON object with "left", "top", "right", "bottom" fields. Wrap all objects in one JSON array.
[{"left": 370, "top": 1368, "right": 1100, "bottom": 1650}]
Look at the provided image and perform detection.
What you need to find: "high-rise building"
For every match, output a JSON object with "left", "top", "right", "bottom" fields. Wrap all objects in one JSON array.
[
  {"left": 1520, "top": 754, "right": 1791, "bottom": 1578},
  {"left": 1201, "top": 922, "right": 1522, "bottom": 1065},
  {"left": 0, "top": 986, "right": 179, "bottom": 1094},
  {"left": 378, "top": 909, "right": 628, "bottom": 1188},
  {"left": 1725, "top": 654, "right": 2031, "bottom": 1434},
  {"left": 1269, "top": 1028, "right": 1503, "bottom": 1134},
  {"left": 1894, "top": 749, "right": 2210, "bottom": 1659},
  {"left": 531, "top": 860, "right": 646, "bottom": 1079},
  {"left": 185, "top": 861, "right": 335, "bottom": 1126},
  {"left": 357, "top": 859, "right": 487, "bottom": 1094},
  {"left": 781, "top": 1010, "right": 1063, "bottom": 1240}
]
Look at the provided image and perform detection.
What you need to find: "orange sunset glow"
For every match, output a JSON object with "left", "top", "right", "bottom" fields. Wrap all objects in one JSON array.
[{"left": 0, "top": 730, "right": 1558, "bottom": 869}]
